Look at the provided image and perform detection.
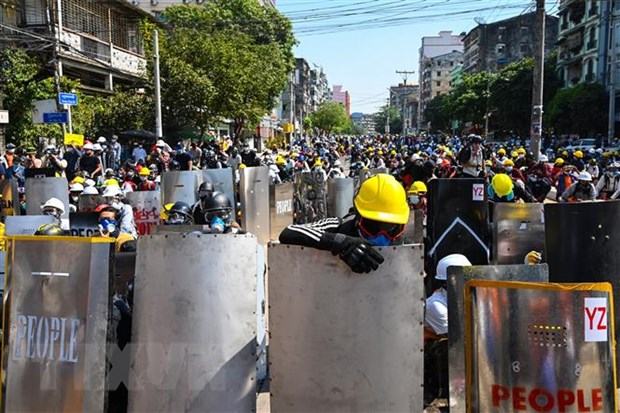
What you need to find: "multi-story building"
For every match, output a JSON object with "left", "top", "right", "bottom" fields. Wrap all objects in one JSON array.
[
  {"left": 451, "top": 63, "right": 464, "bottom": 87},
  {"left": 462, "top": 12, "right": 559, "bottom": 74},
  {"left": 309, "top": 66, "right": 329, "bottom": 113},
  {"left": 390, "top": 84, "right": 419, "bottom": 133},
  {"left": 278, "top": 58, "right": 313, "bottom": 134},
  {"left": 361, "top": 113, "right": 377, "bottom": 134},
  {"left": 0, "top": 0, "right": 153, "bottom": 93},
  {"left": 418, "top": 31, "right": 463, "bottom": 127},
  {"left": 420, "top": 50, "right": 463, "bottom": 126},
  {"left": 131, "top": 0, "right": 274, "bottom": 17},
  {"left": 331, "top": 84, "right": 351, "bottom": 117}
]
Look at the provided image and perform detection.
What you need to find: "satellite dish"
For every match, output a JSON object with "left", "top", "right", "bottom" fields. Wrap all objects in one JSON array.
[{"left": 474, "top": 17, "right": 486, "bottom": 25}]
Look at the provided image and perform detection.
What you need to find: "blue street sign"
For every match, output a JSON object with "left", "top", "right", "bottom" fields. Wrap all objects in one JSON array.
[
  {"left": 59, "top": 92, "right": 78, "bottom": 106},
  {"left": 43, "top": 112, "right": 69, "bottom": 124}
]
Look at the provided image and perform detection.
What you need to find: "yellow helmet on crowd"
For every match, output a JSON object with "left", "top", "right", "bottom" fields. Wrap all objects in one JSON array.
[
  {"left": 492, "top": 174, "right": 514, "bottom": 197},
  {"left": 511, "top": 151, "right": 518, "bottom": 159},
  {"left": 314, "top": 159, "right": 323, "bottom": 167},
  {"left": 72, "top": 176, "right": 85, "bottom": 185},
  {"left": 411, "top": 181, "right": 427, "bottom": 194},
  {"left": 498, "top": 148, "right": 506, "bottom": 156},
  {"left": 160, "top": 203, "right": 175, "bottom": 220},
  {"left": 106, "top": 179, "right": 120, "bottom": 187},
  {"left": 574, "top": 150, "right": 584, "bottom": 159},
  {"left": 555, "top": 158, "right": 565, "bottom": 165},
  {"left": 139, "top": 167, "right": 150, "bottom": 176},
  {"left": 354, "top": 174, "right": 409, "bottom": 225},
  {"left": 503, "top": 159, "right": 515, "bottom": 167},
  {"left": 517, "top": 148, "right": 526, "bottom": 155},
  {"left": 276, "top": 155, "right": 286, "bottom": 165}
]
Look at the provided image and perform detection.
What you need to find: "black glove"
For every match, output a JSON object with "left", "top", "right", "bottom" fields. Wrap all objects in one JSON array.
[{"left": 328, "top": 233, "right": 385, "bottom": 274}]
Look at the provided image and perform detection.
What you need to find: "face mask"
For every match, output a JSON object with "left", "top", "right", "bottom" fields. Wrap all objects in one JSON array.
[
  {"left": 42, "top": 208, "right": 61, "bottom": 220},
  {"left": 71, "top": 195, "right": 80, "bottom": 203},
  {"left": 8, "top": 149, "right": 14, "bottom": 154},
  {"left": 530, "top": 176, "right": 538, "bottom": 182},
  {"left": 99, "top": 218, "right": 117, "bottom": 234},
  {"left": 111, "top": 201, "right": 123, "bottom": 211},
  {"left": 140, "top": 176, "right": 147, "bottom": 182},
  {"left": 210, "top": 216, "right": 226, "bottom": 234},
  {"left": 167, "top": 213, "right": 186, "bottom": 225},
  {"left": 486, "top": 167, "right": 492, "bottom": 173},
  {"left": 362, "top": 233, "right": 392, "bottom": 247},
  {"left": 409, "top": 195, "right": 420, "bottom": 205},
  {"left": 506, "top": 167, "right": 513, "bottom": 173}
]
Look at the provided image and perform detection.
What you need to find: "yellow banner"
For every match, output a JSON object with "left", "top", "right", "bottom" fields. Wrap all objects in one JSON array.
[{"left": 64, "top": 133, "right": 84, "bottom": 146}]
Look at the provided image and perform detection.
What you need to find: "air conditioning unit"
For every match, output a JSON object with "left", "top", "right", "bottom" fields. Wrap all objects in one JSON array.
[{"left": 151, "top": 0, "right": 158, "bottom": 5}]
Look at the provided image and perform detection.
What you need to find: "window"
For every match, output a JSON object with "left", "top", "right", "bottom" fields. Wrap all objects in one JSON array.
[
  {"left": 520, "top": 43, "right": 528, "bottom": 53},
  {"left": 437, "top": 71, "right": 441, "bottom": 77},
  {"left": 450, "top": 61, "right": 454, "bottom": 67},
  {"left": 496, "top": 43, "right": 506, "bottom": 54},
  {"left": 498, "top": 26, "right": 506, "bottom": 39},
  {"left": 521, "top": 26, "right": 529, "bottom": 36},
  {"left": 436, "top": 81, "right": 441, "bottom": 87}
]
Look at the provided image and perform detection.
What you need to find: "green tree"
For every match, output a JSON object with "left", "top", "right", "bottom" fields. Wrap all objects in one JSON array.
[
  {"left": 307, "top": 102, "right": 349, "bottom": 133},
  {"left": 547, "top": 82, "right": 608, "bottom": 136},
  {"left": 424, "top": 94, "right": 452, "bottom": 132},
  {"left": 373, "top": 105, "right": 402, "bottom": 135}
]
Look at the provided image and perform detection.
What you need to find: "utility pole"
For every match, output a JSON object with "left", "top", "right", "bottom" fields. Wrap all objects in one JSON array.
[
  {"left": 530, "top": 0, "right": 545, "bottom": 161},
  {"left": 154, "top": 30, "right": 163, "bottom": 139},
  {"left": 608, "top": 7, "right": 617, "bottom": 147},
  {"left": 49, "top": 0, "right": 67, "bottom": 138},
  {"left": 396, "top": 70, "right": 415, "bottom": 135},
  {"left": 385, "top": 97, "right": 391, "bottom": 135}
]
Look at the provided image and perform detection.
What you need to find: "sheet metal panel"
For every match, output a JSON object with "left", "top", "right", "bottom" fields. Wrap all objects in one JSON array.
[
  {"left": 268, "top": 243, "right": 425, "bottom": 412},
  {"left": 128, "top": 234, "right": 258, "bottom": 413},
  {"left": 427, "top": 178, "right": 490, "bottom": 275},
  {"left": 356, "top": 168, "right": 389, "bottom": 189},
  {"left": 3, "top": 237, "right": 112, "bottom": 412},
  {"left": 403, "top": 209, "right": 424, "bottom": 244},
  {"left": 200, "top": 168, "right": 236, "bottom": 210},
  {"left": 326, "top": 178, "right": 354, "bottom": 218},
  {"left": 25, "top": 177, "right": 70, "bottom": 228},
  {"left": 492, "top": 202, "right": 545, "bottom": 264},
  {"left": 240, "top": 167, "right": 270, "bottom": 244},
  {"left": 0, "top": 179, "right": 19, "bottom": 217},
  {"left": 293, "top": 172, "right": 327, "bottom": 224},
  {"left": 5, "top": 215, "right": 55, "bottom": 235},
  {"left": 68, "top": 212, "right": 100, "bottom": 237},
  {"left": 466, "top": 281, "right": 616, "bottom": 413},
  {"left": 160, "top": 171, "right": 199, "bottom": 207},
  {"left": 447, "top": 264, "right": 549, "bottom": 413},
  {"left": 125, "top": 191, "right": 161, "bottom": 236},
  {"left": 269, "top": 183, "right": 293, "bottom": 241},
  {"left": 78, "top": 193, "right": 102, "bottom": 213}
]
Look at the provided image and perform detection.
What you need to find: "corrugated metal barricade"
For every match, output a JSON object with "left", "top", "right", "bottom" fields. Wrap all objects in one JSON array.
[
  {"left": 240, "top": 167, "right": 270, "bottom": 244},
  {"left": 0, "top": 179, "right": 19, "bottom": 217},
  {"left": 269, "top": 182, "right": 293, "bottom": 240},
  {"left": 2, "top": 236, "right": 113, "bottom": 412},
  {"left": 447, "top": 264, "right": 549, "bottom": 413},
  {"left": 268, "top": 243, "right": 425, "bottom": 412},
  {"left": 293, "top": 171, "right": 327, "bottom": 224},
  {"left": 25, "top": 177, "right": 70, "bottom": 228},
  {"left": 492, "top": 202, "right": 546, "bottom": 264},
  {"left": 427, "top": 179, "right": 490, "bottom": 275},
  {"left": 465, "top": 280, "right": 617, "bottom": 413},
  {"left": 125, "top": 190, "right": 161, "bottom": 236},
  {"left": 326, "top": 178, "right": 354, "bottom": 218},
  {"left": 128, "top": 234, "right": 258, "bottom": 413}
]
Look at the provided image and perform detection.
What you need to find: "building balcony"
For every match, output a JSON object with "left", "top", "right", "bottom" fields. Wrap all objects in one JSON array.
[
  {"left": 586, "top": 40, "right": 597, "bottom": 51},
  {"left": 585, "top": 72, "right": 596, "bottom": 82}
]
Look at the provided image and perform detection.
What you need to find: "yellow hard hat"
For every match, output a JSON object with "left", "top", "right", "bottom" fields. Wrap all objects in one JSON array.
[
  {"left": 492, "top": 174, "right": 514, "bottom": 197},
  {"left": 485, "top": 160, "right": 492, "bottom": 166},
  {"left": 444, "top": 150, "right": 453, "bottom": 157},
  {"left": 160, "top": 203, "right": 175, "bottom": 220},
  {"left": 517, "top": 148, "right": 526, "bottom": 155},
  {"left": 276, "top": 155, "right": 286, "bottom": 165},
  {"left": 562, "top": 150, "right": 568, "bottom": 157},
  {"left": 239, "top": 163, "right": 247, "bottom": 169},
  {"left": 72, "top": 176, "right": 85, "bottom": 185},
  {"left": 106, "top": 179, "right": 120, "bottom": 187},
  {"left": 139, "top": 167, "right": 150, "bottom": 176},
  {"left": 503, "top": 159, "right": 515, "bottom": 167},
  {"left": 412, "top": 181, "right": 427, "bottom": 194},
  {"left": 511, "top": 151, "right": 518, "bottom": 159},
  {"left": 354, "top": 174, "right": 409, "bottom": 225},
  {"left": 390, "top": 150, "right": 397, "bottom": 155},
  {"left": 555, "top": 158, "right": 565, "bottom": 165},
  {"left": 498, "top": 148, "right": 506, "bottom": 156},
  {"left": 314, "top": 159, "right": 323, "bottom": 167},
  {"left": 574, "top": 150, "right": 584, "bottom": 159},
  {"left": 377, "top": 150, "right": 384, "bottom": 156}
]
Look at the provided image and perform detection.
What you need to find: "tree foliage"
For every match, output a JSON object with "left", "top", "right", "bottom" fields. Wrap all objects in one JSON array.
[
  {"left": 373, "top": 105, "right": 402, "bottom": 135},
  {"left": 547, "top": 82, "right": 608, "bottom": 136},
  {"left": 424, "top": 94, "right": 452, "bottom": 131},
  {"left": 307, "top": 102, "right": 350, "bottom": 133}
]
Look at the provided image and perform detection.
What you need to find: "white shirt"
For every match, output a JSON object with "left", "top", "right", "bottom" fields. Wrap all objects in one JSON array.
[
  {"left": 132, "top": 147, "right": 147, "bottom": 163},
  {"left": 425, "top": 288, "right": 448, "bottom": 335}
]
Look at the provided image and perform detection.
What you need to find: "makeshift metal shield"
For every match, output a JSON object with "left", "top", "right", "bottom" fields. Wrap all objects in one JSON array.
[
  {"left": 160, "top": 171, "right": 198, "bottom": 207},
  {"left": 0, "top": 179, "right": 18, "bottom": 217},
  {"left": 492, "top": 202, "right": 545, "bottom": 264},
  {"left": 293, "top": 172, "right": 327, "bottom": 224},
  {"left": 78, "top": 193, "right": 102, "bottom": 213},
  {"left": 447, "top": 264, "right": 549, "bottom": 413},
  {"left": 5, "top": 215, "right": 55, "bottom": 235},
  {"left": 403, "top": 208, "right": 424, "bottom": 244},
  {"left": 427, "top": 179, "right": 490, "bottom": 275},
  {"left": 128, "top": 234, "right": 258, "bottom": 413},
  {"left": 69, "top": 212, "right": 100, "bottom": 237},
  {"left": 270, "top": 183, "right": 293, "bottom": 241},
  {"left": 2, "top": 236, "right": 113, "bottom": 412},
  {"left": 268, "top": 243, "right": 425, "bottom": 412},
  {"left": 240, "top": 167, "right": 270, "bottom": 244},
  {"left": 200, "top": 168, "right": 236, "bottom": 211},
  {"left": 25, "top": 177, "right": 70, "bottom": 228},
  {"left": 125, "top": 191, "right": 161, "bottom": 236},
  {"left": 465, "top": 280, "right": 616, "bottom": 413},
  {"left": 356, "top": 168, "right": 389, "bottom": 189},
  {"left": 326, "top": 178, "right": 354, "bottom": 218}
]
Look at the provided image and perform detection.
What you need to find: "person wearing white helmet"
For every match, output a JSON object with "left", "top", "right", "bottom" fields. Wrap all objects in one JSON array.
[
  {"left": 597, "top": 162, "right": 620, "bottom": 199},
  {"left": 560, "top": 171, "right": 596, "bottom": 202},
  {"left": 424, "top": 253, "right": 472, "bottom": 405},
  {"left": 79, "top": 142, "right": 102, "bottom": 178},
  {"left": 82, "top": 186, "right": 99, "bottom": 196},
  {"left": 327, "top": 159, "right": 346, "bottom": 179},
  {"left": 69, "top": 183, "right": 84, "bottom": 213},
  {"left": 101, "top": 186, "right": 137, "bottom": 238},
  {"left": 41, "top": 197, "right": 66, "bottom": 225}
]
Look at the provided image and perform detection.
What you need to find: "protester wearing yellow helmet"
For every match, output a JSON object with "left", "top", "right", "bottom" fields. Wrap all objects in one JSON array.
[
  {"left": 407, "top": 181, "right": 428, "bottom": 218},
  {"left": 488, "top": 173, "right": 535, "bottom": 203},
  {"left": 280, "top": 174, "right": 409, "bottom": 273}
]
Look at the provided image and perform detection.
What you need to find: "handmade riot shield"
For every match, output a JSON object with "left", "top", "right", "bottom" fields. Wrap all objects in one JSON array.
[
  {"left": 125, "top": 191, "right": 161, "bottom": 236},
  {"left": 403, "top": 208, "right": 424, "bottom": 244},
  {"left": 0, "top": 179, "right": 18, "bottom": 217},
  {"left": 160, "top": 171, "right": 198, "bottom": 206},
  {"left": 427, "top": 179, "right": 490, "bottom": 275},
  {"left": 270, "top": 182, "right": 293, "bottom": 240},
  {"left": 326, "top": 177, "right": 354, "bottom": 218},
  {"left": 268, "top": 243, "right": 425, "bottom": 412},
  {"left": 447, "top": 264, "right": 549, "bottom": 413},
  {"left": 5, "top": 215, "right": 55, "bottom": 235},
  {"left": 356, "top": 167, "right": 389, "bottom": 188},
  {"left": 78, "top": 193, "right": 102, "bottom": 213},
  {"left": 492, "top": 202, "right": 545, "bottom": 264},
  {"left": 128, "top": 234, "right": 257, "bottom": 413},
  {"left": 465, "top": 281, "right": 616, "bottom": 413},
  {"left": 293, "top": 171, "right": 327, "bottom": 224},
  {"left": 200, "top": 168, "right": 236, "bottom": 209},
  {"left": 69, "top": 212, "right": 100, "bottom": 237},
  {"left": 2, "top": 236, "right": 113, "bottom": 412},
  {"left": 25, "top": 177, "right": 70, "bottom": 228},
  {"left": 240, "top": 167, "right": 269, "bottom": 244}
]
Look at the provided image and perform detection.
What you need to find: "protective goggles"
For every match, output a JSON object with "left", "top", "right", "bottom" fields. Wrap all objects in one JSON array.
[
  {"left": 357, "top": 217, "right": 405, "bottom": 242},
  {"left": 205, "top": 209, "right": 231, "bottom": 222}
]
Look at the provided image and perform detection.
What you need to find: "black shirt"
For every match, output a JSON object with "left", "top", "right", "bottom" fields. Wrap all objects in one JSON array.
[{"left": 79, "top": 155, "right": 100, "bottom": 175}]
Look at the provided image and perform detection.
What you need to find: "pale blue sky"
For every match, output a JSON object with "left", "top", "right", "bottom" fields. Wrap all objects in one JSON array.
[{"left": 277, "top": 0, "right": 560, "bottom": 114}]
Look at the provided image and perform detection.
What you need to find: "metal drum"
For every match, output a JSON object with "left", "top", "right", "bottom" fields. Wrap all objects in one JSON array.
[
  {"left": 3, "top": 236, "right": 113, "bottom": 412},
  {"left": 326, "top": 177, "right": 354, "bottom": 218},
  {"left": 160, "top": 171, "right": 198, "bottom": 207},
  {"left": 240, "top": 167, "right": 270, "bottom": 244},
  {"left": 268, "top": 243, "right": 425, "bottom": 412},
  {"left": 492, "top": 202, "right": 545, "bottom": 264},
  {"left": 269, "top": 183, "right": 294, "bottom": 241},
  {"left": 128, "top": 234, "right": 258, "bottom": 413},
  {"left": 446, "top": 264, "right": 549, "bottom": 413},
  {"left": 465, "top": 280, "right": 616, "bottom": 413},
  {"left": 125, "top": 190, "right": 161, "bottom": 236}
]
